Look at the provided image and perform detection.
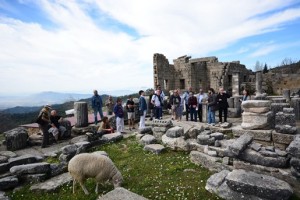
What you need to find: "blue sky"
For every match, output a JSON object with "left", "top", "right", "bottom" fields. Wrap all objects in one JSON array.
[{"left": 0, "top": 0, "right": 300, "bottom": 95}]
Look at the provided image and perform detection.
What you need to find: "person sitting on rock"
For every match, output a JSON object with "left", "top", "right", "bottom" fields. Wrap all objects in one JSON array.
[
  {"left": 48, "top": 110, "right": 67, "bottom": 142},
  {"left": 96, "top": 116, "right": 114, "bottom": 137}
]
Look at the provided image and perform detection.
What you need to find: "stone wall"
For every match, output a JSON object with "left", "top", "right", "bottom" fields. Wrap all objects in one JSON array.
[
  {"left": 154, "top": 53, "right": 254, "bottom": 94},
  {"left": 263, "top": 72, "right": 300, "bottom": 95}
]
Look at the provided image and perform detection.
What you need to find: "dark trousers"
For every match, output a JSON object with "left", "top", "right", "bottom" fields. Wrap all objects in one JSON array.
[
  {"left": 197, "top": 104, "right": 203, "bottom": 122},
  {"left": 40, "top": 124, "right": 49, "bottom": 147},
  {"left": 219, "top": 107, "right": 228, "bottom": 123},
  {"left": 155, "top": 107, "right": 162, "bottom": 119},
  {"left": 185, "top": 104, "right": 190, "bottom": 121},
  {"left": 190, "top": 107, "right": 197, "bottom": 122}
]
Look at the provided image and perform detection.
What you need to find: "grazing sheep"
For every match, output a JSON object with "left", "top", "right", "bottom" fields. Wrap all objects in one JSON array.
[{"left": 68, "top": 152, "right": 123, "bottom": 195}]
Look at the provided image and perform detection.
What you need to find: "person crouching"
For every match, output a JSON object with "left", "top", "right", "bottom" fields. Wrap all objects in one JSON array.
[{"left": 96, "top": 116, "right": 114, "bottom": 137}]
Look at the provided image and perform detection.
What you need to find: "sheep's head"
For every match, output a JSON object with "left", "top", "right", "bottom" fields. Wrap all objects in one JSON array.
[{"left": 112, "top": 171, "right": 123, "bottom": 188}]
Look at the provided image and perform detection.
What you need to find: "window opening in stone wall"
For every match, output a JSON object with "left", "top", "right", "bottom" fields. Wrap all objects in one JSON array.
[
  {"left": 164, "top": 80, "right": 168, "bottom": 90},
  {"left": 154, "top": 65, "right": 157, "bottom": 74},
  {"left": 180, "top": 79, "right": 185, "bottom": 90},
  {"left": 244, "top": 75, "right": 247, "bottom": 82},
  {"left": 228, "top": 75, "right": 232, "bottom": 87}
]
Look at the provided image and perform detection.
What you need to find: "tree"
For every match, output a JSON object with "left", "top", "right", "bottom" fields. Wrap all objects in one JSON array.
[
  {"left": 255, "top": 61, "right": 263, "bottom": 72},
  {"left": 263, "top": 63, "right": 268, "bottom": 74},
  {"left": 281, "top": 57, "right": 296, "bottom": 66}
]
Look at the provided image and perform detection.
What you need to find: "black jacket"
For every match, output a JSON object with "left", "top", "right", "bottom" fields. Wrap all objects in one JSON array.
[{"left": 216, "top": 92, "right": 230, "bottom": 108}]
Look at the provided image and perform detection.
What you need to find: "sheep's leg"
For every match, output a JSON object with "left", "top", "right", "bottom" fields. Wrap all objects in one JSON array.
[
  {"left": 72, "top": 179, "right": 76, "bottom": 194},
  {"left": 95, "top": 182, "right": 99, "bottom": 194},
  {"left": 79, "top": 181, "right": 89, "bottom": 195}
]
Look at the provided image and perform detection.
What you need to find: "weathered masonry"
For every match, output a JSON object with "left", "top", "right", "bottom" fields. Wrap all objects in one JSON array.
[{"left": 153, "top": 53, "right": 255, "bottom": 95}]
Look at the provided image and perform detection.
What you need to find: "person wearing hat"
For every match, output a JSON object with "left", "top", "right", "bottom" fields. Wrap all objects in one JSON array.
[{"left": 37, "top": 104, "right": 51, "bottom": 148}]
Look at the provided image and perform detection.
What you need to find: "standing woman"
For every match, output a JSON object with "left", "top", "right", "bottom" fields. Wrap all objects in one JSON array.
[
  {"left": 139, "top": 90, "right": 147, "bottom": 129},
  {"left": 207, "top": 88, "right": 218, "bottom": 125},
  {"left": 240, "top": 89, "right": 250, "bottom": 102},
  {"left": 113, "top": 98, "right": 124, "bottom": 133},
  {"left": 171, "top": 90, "right": 181, "bottom": 121}
]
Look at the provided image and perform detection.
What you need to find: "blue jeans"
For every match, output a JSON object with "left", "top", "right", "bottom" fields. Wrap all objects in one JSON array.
[
  {"left": 190, "top": 107, "right": 197, "bottom": 122},
  {"left": 155, "top": 106, "right": 162, "bottom": 119},
  {"left": 208, "top": 107, "right": 215, "bottom": 124},
  {"left": 93, "top": 107, "right": 104, "bottom": 124}
]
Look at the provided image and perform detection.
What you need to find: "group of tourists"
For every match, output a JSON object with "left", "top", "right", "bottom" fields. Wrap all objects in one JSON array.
[{"left": 38, "top": 87, "right": 250, "bottom": 147}]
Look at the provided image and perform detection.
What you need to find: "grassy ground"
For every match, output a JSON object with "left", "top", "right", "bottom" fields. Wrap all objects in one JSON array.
[
  {"left": 8, "top": 136, "right": 300, "bottom": 200},
  {"left": 8, "top": 137, "right": 221, "bottom": 200}
]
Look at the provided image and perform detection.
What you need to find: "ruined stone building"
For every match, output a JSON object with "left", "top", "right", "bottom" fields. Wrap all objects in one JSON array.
[{"left": 153, "top": 53, "right": 255, "bottom": 95}]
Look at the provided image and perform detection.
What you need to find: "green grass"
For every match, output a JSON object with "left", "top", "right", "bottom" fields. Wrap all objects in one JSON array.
[
  {"left": 8, "top": 136, "right": 300, "bottom": 200},
  {"left": 93, "top": 138, "right": 220, "bottom": 200}
]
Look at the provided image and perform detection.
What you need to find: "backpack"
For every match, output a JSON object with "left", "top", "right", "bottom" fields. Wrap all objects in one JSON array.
[
  {"left": 155, "top": 94, "right": 163, "bottom": 106},
  {"left": 36, "top": 113, "right": 46, "bottom": 125}
]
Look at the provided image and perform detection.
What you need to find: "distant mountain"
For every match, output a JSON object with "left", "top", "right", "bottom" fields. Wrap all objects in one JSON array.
[
  {"left": 0, "top": 90, "right": 136, "bottom": 109},
  {"left": 2, "top": 106, "right": 41, "bottom": 114},
  {"left": 0, "top": 92, "right": 90, "bottom": 109}
]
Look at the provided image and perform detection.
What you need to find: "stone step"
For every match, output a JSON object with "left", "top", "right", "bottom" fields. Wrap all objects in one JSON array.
[
  {"left": 30, "top": 172, "right": 72, "bottom": 193},
  {"left": 226, "top": 169, "right": 293, "bottom": 200}
]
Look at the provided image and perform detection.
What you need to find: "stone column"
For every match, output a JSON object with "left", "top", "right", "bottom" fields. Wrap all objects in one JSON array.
[
  {"left": 255, "top": 71, "right": 262, "bottom": 95},
  {"left": 74, "top": 102, "right": 88, "bottom": 127},
  {"left": 232, "top": 72, "right": 240, "bottom": 96},
  {"left": 282, "top": 89, "right": 291, "bottom": 103},
  {"left": 228, "top": 97, "right": 234, "bottom": 108},
  {"left": 202, "top": 102, "right": 208, "bottom": 123},
  {"left": 291, "top": 98, "right": 300, "bottom": 120},
  {"left": 233, "top": 96, "right": 242, "bottom": 117}
]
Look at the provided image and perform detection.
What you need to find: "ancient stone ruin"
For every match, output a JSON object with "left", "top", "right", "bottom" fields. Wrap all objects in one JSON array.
[
  {"left": 1, "top": 65, "right": 300, "bottom": 199},
  {"left": 153, "top": 53, "right": 254, "bottom": 94},
  {"left": 153, "top": 53, "right": 300, "bottom": 96}
]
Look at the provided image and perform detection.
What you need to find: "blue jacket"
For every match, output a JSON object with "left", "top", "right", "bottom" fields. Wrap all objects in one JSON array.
[
  {"left": 139, "top": 96, "right": 147, "bottom": 112},
  {"left": 92, "top": 95, "right": 103, "bottom": 109},
  {"left": 114, "top": 104, "right": 124, "bottom": 118}
]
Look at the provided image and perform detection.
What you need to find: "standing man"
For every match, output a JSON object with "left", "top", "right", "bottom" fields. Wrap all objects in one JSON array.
[
  {"left": 148, "top": 90, "right": 155, "bottom": 120},
  {"left": 184, "top": 87, "right": 193, "bottom": 121},
  {"left": 156, "top": 85, "right": 165, "bottom": 100},
  {"left": 139, "top": 90, "right": 147, "bottom": 129},
  {"left": 217, "top": 87, "right": 230, "bottom": 123},
  {"left": 188, "top": 92, "right": 198, "bottom": 122},
  {"left": 91, "top": 90, "right": 104, "bottom": 124},
  {"left": 207, "top": 88, "right": 218, "bottom": 125},
  {"left": 105, "top": 96, "right": 114, "bottom": 115},
  {"left": 114, "top": 98, "right": 125, "bottom": 133},
  {"left": 126, "top": 96, "right": 135, "bottom": 131},
  {"left": 37, "top": 104, "right": 51, "bottom": 148},
  {"left": 197, "top": 88, "right": 206, "bottom": 122},
  {"left": 151, "top": 89, "right": 163, "bottom": 119}
]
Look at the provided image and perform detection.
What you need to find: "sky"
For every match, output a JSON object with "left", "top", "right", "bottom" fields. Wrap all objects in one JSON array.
[{"left": 0, "top": 0, "right": 300, "bottom": 95}]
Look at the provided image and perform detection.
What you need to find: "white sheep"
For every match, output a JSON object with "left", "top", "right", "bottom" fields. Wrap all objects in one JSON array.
[{"left": 68, "top": 152, "right": 123, "bottom": 195}]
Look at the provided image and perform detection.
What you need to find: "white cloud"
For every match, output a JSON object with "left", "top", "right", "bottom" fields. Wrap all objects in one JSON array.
[{"left": 0, "top": 0, "right": 300, "bottom": 95}]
